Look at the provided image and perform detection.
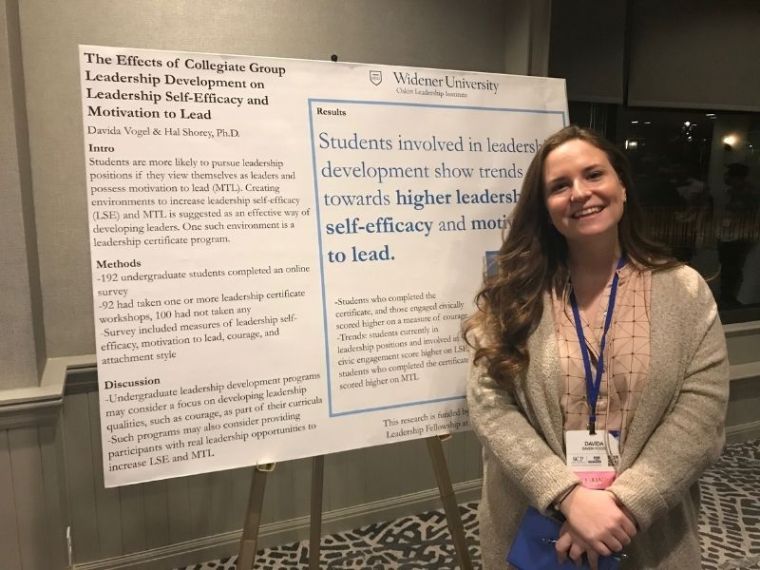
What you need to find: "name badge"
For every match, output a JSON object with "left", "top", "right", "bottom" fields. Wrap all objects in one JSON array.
[{"left": 565, "top": 430, "right": 620, "bottom": 489}]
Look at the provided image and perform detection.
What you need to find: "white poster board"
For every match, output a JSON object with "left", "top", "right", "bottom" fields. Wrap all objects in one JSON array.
[{"left": 79, "top": 45, "right": 567, "bottom": 487}]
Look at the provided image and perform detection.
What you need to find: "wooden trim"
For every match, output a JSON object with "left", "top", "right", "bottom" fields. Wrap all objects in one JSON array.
[
  {"left": 0, "top": 356, "right": 96, "bottom": 427},
  {"left": 726, "top": 420, "right": 760, "bottom": 445},
  {"left": 724, "top": 320, "right": 760, "bottom": 337},
  {"left": 730, "top": 361, "right": 760, "bottom": 383},
  {"left": 63, "top": 365, "right": 98, "bottom": 396},
  {"left": 0, "top": 404, "right": 59, "bottom": 430},
  {"left": 0, "top": 354, "right": 94, "bottom": 409}
]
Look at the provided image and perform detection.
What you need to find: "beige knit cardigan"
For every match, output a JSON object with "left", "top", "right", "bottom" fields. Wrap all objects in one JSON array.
[{"left": 468, "top": 265, "right": 729, "bottom": 569}]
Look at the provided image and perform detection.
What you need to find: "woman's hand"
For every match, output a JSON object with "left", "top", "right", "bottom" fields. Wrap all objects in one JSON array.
[
  {"left": 556, "top": 523, "right": 600, "bottom": 570},
  {"left": 559, "top": 486, "right": 637, "bottom": 555}
]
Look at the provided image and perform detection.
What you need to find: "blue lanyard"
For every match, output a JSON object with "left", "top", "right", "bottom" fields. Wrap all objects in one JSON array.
[{"left": 569, "top": 256, "right": 626, "bottom": 435}]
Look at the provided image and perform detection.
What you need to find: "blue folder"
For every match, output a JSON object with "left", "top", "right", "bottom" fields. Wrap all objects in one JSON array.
[{"left": 507, "top": 507, "right": 622, "bottom": 570}]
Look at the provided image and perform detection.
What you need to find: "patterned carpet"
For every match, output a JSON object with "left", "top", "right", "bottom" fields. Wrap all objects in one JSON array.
[
  {"left": 700, "top": 439, "right": 760, "bottom": 570},
  {"left": 179, "top": 439, "right": 760, "bottom": 569}
]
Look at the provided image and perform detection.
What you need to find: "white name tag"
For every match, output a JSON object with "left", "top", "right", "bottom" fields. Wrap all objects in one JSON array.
[{"left": 565, "top": 430, "right": 620, "bottom": 489}]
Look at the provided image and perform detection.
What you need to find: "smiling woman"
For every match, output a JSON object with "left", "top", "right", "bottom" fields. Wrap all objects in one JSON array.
[
  {"left": 464, "top": 126, "right": 730, "bottom": 569},
  {"left": 544, "top": 139, "right": 626, "bottom": 248}
]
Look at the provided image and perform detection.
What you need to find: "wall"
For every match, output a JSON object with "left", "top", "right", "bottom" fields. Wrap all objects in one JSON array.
[{"left": 0, "top": 0, "right": 42, "bottom": 389}]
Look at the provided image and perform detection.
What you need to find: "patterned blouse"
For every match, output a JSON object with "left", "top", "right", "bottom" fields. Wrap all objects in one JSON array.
[{"left": 551, "top": 263, "right": 652, "bottom": 443}]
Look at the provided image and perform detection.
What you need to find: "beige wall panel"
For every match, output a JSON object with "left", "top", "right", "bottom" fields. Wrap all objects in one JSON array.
[
  {"left": 118, "top": 482, "right": 148, "bottom": 554},
  {"left": 324, "top": 448, "right": 367, "bottom": 510},
  {"left": 207, "top": 470, "right": 238, "bottom": 536},
  {"left": 461, "top": 431, "right": 484, "bottom": 481},
  {"left": 142, "top": 479, "right": 170, "bottom": 549},
  {"left": 163, "top": 466, "right": 253, "bottom": 541},
  {"left": 166, "top": 477, "right": 194, "bottom": 543},
  {"left": 38, "top": 421, "right": 69, "bottom": 570},
  {"left": 17, "top": 0, "right": 508, "bottom": 357},
  {"left": 7, "top": 428, "right": 48, "bottom": 570},
  {"left": 186, "top": 472, "right": 216, "bottom": 538},
  {"left": 220, "top": 467, "right": 272, "bottom": 531},
  {"left": 257, "top": 456, "right": 313, "bottom": 525},
  {"left": 727, "top": 329, "right": 760, "bottom": 366},
  {"left": 443, "top": 434, "right": 467, "bottom": 483},
  {"left": 203, "top": 470, "right": 239, "bottom": 535},
  {"left": 324, "top": 439, "right": 434, "bottom": 511},
  {"left": 370, "top": 439, "right": 435, "bottom": 503},
  {"left": 0, "top": 431, "right": 23, "bottom": 570},
  {"left": 727, "top": 378, "right": 760, "bottom": 429},
  {"left": 725, "top": 329, "right": 760, "bottom": 437},
  {"left": 0, "top": 0, "right": 39, "bottom": 389},
  {"left": 203, "top": 466, "right": 257, "bottom": 533},
  {"left": 87, "top": 391, "right": 125, "bottom": 557},
  {"left": 63, "top": 393, "right": 100, "bottom": 561},
  {"left": 289, "top": 457, "right": 316, "bottom": 521}
]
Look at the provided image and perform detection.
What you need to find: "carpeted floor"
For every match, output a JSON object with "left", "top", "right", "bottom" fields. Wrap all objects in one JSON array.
[{"left": 179, "top": 439, "right": 760, "bottom": 569}]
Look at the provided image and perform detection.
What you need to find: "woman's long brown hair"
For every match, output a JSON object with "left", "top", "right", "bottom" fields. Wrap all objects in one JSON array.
[{"left": 463, "top": 125, "right": 679, "bottom": 389}]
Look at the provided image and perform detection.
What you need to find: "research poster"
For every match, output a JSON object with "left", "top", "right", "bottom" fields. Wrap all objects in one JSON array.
[{"left": 80, "top": 45, "right": 567, "bottom": 487}]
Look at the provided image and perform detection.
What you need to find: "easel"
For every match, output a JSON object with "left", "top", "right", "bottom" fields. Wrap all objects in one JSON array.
[
  {"left": 237, "top": 461, "right": 275, "bottom": 570},
  {"left": 236, "top": 434, "right": 473, "bottom": 570}
]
